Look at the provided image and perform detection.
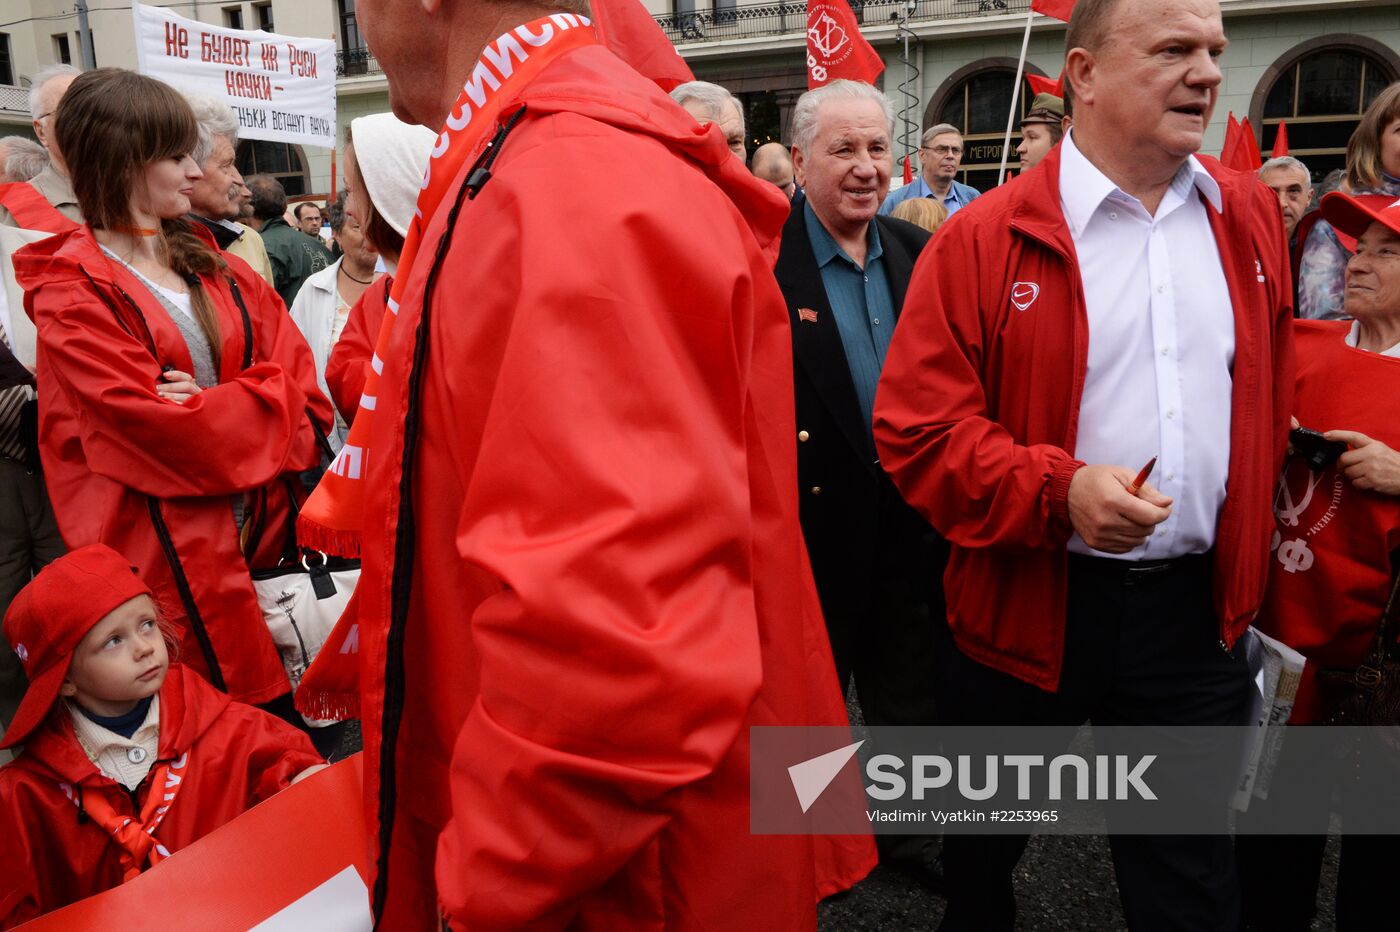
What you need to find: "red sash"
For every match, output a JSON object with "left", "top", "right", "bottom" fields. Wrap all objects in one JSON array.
[{"left": 0, "top": 181, "right": 79, "bottom": 234}]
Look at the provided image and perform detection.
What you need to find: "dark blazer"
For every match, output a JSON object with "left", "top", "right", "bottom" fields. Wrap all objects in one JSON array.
[{"left": 774, "top": 204, "right": 945, "bottom": 686}]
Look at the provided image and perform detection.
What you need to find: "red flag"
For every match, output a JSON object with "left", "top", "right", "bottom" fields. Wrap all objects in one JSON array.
[
  {"left": 806, "top": 0, "right": 884, "bottom": 90},
  {"left": 1271, "top": 120, "right": 1289, "bottom": 158},
  {"left": 590, "top": 0, "right": 694, "bottom": 92},
  {"left": 1220, "top": 112, "right": 1242, "bottom": 170},
  {"left": 1236, "top": 116, "right": 1263, "bottom": 171},
  {"left": 1032, "top": 0, "right": 1077, "bottom": 23},
  {"left": 1026, "top": 70, "right": 1065, "bottom": 99},
  {"left": 903, "top": 154, "right": 914, "bottom": 185}
]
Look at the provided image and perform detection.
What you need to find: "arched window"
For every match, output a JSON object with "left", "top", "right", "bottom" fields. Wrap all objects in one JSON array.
[
  {"left": 236, "top": 140, "right": 312, "bottom": 198},
  {"left": 927, "top": 60, "right": 1044, "bottom": 192},
  {"left": 1254, "top": 39, "right": 1400, "bottom": 181}
]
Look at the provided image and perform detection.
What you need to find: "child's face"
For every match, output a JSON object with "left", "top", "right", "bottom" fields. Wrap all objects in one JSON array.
[{"left": 60, "top": 595, "right": 169, "bottom": 717}]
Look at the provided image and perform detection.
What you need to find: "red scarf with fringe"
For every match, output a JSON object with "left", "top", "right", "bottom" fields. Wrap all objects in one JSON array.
[{"left": 294, "top": 15, "right": 599, "bottom": 720}]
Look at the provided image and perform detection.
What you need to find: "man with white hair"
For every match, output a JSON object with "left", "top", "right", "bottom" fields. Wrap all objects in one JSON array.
[
  {"left": 0, "top": 64, "right": 83, "bottom": 228},
  {"left": 670, "top": 80, "right": 747, "bottom": 161},
  {"left": 183, "top": 93, "right": 276, "bottom": 285},
  {"left": 1258, "top": 155, "right": 1313, "bottom": 247},
  {"left": 0, "top": 137, "right": 47, "bottom": 184},
  {"left": 776, "top": 78, "right": 947, "bottom": 886}
]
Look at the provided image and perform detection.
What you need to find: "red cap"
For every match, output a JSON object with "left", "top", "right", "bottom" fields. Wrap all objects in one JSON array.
[
  {"left": 1, "top": 544, "right": 153, "bottom": 749},
  {"left": 1319, "top": 192, "right": 1400, "bottom": 250}
]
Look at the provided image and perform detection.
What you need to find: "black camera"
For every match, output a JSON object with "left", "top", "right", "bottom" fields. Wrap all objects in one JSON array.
[{"left": 1289, "top": 426, "right": 1348, "bottom": 471}]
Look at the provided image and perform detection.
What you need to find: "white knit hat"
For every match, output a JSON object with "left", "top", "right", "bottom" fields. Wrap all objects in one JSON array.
[{"left": 350, "top": 113, "right": 437, "bottom": 238}]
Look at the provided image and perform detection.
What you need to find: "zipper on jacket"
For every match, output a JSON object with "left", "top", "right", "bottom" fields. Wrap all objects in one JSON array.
[
  {"left": 370, "top": 105, "right": 528, "bottom": 926},
  {"left": 147, "top": 497, "right": 226, "bottom": 691}
]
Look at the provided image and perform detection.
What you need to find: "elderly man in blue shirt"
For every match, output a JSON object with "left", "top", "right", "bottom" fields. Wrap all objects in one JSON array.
[{"left": 880, "top": 122, "right": 981, "bottom": 217}]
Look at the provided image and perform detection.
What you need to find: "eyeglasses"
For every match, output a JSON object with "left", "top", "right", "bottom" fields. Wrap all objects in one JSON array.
[
  {"left": 921, "top": 145, "right": 964, "bottom": 157},
  {"left": 34, "top": 111, "right": 54, "bottom": 123}
]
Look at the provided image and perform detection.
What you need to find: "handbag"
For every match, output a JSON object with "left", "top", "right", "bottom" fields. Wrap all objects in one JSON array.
[{"left": 1319, "top": 567, "right": 1400, "bottom": 727}]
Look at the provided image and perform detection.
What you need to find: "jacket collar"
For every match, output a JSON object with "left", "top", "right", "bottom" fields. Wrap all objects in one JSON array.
[
  {"left": 190, "top": 213, "right": 244, "bottom": 250},
  {"left": 1057, "top": 131, "right": 1221, "bottom": 238}
]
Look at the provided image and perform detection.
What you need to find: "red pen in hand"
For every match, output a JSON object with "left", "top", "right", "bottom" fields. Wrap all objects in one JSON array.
[{"left": 1127, "top": 456, "right": 1158, "bottom": 497}]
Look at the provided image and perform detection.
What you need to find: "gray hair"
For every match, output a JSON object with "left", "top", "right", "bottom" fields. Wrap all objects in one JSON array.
[
  {"left": 921, "top": 123, "right": 962, "bottom": 146},
  {"left": 670, "top": 81, "right": 745, "bottom": 133},
  {"left": 0, "top": 136, "right": 48, "bottom": 182},
  {"left": 27, "top": 64, "right": 82, "bottom": 121},
  {"left": 791, "top": 80, "right": 896, "bottom": 154},
  {"left": 184, "top": 92, "right": 240, "bottom": 168},
  {"left": 1259, "top": 155, "right": 1311, "bottom": 183}
]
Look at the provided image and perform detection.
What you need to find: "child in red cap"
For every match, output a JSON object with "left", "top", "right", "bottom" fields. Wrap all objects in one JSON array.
[{"left": 0, "top": 544, "right": 325, "bottom": 927}]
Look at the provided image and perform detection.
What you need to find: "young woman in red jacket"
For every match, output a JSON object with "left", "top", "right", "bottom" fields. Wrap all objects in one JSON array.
[
  {"left": 0, "top": 545, "right": 324, "bottom": 926},
  {"left": 11, "top": 69, "right": 333, "bottom": 710}
]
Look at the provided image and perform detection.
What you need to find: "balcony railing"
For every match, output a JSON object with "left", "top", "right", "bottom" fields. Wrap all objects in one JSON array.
[
  {"left": 334, "top": 0, "right": 1026, "bottom": 77},
  {"left": 654, "top": 0, "right": 1023, "bottom": 45},
  {"left": 336, "top": 47, "right": 383, "bottom": 78},
  {"left": 0, "top": 84, "right": 28, "bottom": 116}
]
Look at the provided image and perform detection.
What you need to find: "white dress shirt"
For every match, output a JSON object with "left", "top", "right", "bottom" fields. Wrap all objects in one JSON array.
[{"left": 1059, "top": 132, "right": 1235, "bottom": 560}]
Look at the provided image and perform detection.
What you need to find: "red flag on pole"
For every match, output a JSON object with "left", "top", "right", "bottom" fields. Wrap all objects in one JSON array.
[
  {"left": 903, "top": 154, "right": 914, "bottom": 185},
  {"left": 806, "top": 0, "right": 884, "bottom": 90},
  {"left": 1031, "top": 0, "right": 1077, "bottom": 23},
  {"left": 591, "top": 0, "right": 695, "bottom": 92},
  {"left": 1271, "top": 120, "right": 1289, "bottom": 158}
]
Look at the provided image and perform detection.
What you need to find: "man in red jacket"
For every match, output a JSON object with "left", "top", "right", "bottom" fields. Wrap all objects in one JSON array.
[
  {"left": 874, "top": 0, "right": 1293, "bottom": 929},
  {"left": 346, "top": 0, "right": 874, "bottom": 927}
]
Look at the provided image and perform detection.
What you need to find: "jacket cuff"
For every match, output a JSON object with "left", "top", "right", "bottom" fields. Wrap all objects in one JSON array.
[{"left": 1047, "top": 457, "right": 1085, "bottom": 529}]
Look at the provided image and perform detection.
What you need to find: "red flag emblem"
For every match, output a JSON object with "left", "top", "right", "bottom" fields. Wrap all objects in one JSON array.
[
  {"left": 798, "top": 307, "right": 820, "bottom": 324},
  {"left": 806, "top": 0, "right": 884, "bottom": 89}
]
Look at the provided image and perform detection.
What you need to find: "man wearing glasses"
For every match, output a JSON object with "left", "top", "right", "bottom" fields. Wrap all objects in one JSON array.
[{"left": 880, "top": 122, "right": 981, "bottom": 218}]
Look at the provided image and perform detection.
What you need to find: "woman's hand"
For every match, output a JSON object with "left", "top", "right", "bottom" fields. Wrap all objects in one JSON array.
[
  {"left": 156, "top": 369, "right": 201, "bottom": 405},
  {"left": 1325, "top": 429, "right": 1400, "bottom": 495}
]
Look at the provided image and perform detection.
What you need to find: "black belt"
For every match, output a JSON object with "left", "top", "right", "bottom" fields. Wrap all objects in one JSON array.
[{"left": 1068, "top": 551, "right": 1211, "bottom": 585}]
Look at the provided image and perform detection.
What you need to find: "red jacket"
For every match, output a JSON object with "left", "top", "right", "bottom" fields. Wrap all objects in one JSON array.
[
  {"left": 354, "top": 45, "right": 873, "bottom": 929},
  {"left": 873, "top": 148, "right": 1294, "bottom": 691},
  {"left": 324, "top": 273, "right": 390, "bottom": 425},
  {"left": 12, "top": 226, "right": 334, "bottom": 704},
  {"left": 1259, "top": 321, "right": 1400, "bottom": 723},
  {"left": 0, "top": 665, "right": 322, "bottom": 927}
]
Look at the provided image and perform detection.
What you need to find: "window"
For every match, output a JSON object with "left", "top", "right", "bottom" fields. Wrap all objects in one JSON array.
[
  {"left": 1257, "top": 44, "right": 1399, "bottom": 181},
  {"left": 224, "top": 6, "right": 244, "bottom": 30},
  {"left": 53, "top": 34, "right": 71, "bottom": 66},
  {"left": 0, "top": 33, "right": 13, "bottom": 86},
  {"left": 236, "top": 140, "right": 311, "bottom": 197},
  {"left": 933, "top": 65, "right": 1039, "bottom": 192},
  {"left": 254, "top": 2, "right": 274, "bottom": 32}
]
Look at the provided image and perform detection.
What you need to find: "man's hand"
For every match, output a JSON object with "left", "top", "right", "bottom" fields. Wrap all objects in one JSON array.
[
  {"left": 1067, "top": 464, "right": 1173, "bottom": 554},
  {"left": 1325, "top": 430, "right": 1400, "bottom": 495}
]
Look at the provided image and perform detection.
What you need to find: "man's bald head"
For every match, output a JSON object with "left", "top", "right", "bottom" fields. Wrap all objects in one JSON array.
[{"left": 750, "top": 142, "right": 795, "bottom": 199}]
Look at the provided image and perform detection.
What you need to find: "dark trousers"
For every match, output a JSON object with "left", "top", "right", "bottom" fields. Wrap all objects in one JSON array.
[
  {"left": 934, "top": 554, "right": 1252, "bottom": 932},
  {"left": 1235, "top": 729, "right": 1395, "bottom": 930},
  {"left": 827, "top": 540, "right": 946, "bottom": 870},
  {"left": 0, "top": 458, "right": 65, "bottom": 731}
]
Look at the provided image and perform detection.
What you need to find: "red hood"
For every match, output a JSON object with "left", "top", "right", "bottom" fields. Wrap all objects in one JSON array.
[
  {"left": 5, "top": 665, "right": 232, "bottom": 787},
  {"left": 513, "top": 45, "right": 790, "bottom": 258}
]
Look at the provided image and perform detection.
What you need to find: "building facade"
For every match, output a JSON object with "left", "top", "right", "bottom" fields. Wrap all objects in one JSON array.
[{"left": 0, "top": 0, "right": 1395, "bottom": 197}]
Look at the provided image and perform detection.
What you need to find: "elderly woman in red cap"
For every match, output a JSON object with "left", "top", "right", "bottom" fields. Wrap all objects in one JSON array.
[
  {"left": 0, "top": 544, "right": 324, "bottom": 927},
  {"left": 1236, "top": 191, "right": 1400, "bottom": 931}
]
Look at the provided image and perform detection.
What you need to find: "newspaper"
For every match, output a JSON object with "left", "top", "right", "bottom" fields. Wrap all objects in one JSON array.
[{"left": 1232, "top": 626, "right": 1307, "bottom": 811}]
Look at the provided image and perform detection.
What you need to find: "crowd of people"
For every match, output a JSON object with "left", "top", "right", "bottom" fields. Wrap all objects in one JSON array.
[{"left": 0, "top": 0, "right": 1398, "bottom": 928}]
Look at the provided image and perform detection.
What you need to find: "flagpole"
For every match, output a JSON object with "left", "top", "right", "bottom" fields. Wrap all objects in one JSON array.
[{"left": 998, "top": 8, "right": 1035, "bottom": 186}]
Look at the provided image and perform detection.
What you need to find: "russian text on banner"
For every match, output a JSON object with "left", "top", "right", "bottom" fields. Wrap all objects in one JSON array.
[{"left": 132, "top": 1, "right": 336, "bottom": 149}]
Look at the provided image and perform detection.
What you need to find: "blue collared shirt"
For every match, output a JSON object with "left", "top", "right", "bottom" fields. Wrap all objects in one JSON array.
[{"left": 803, "top": 201, "right": 895, "bottom": 440}]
